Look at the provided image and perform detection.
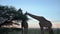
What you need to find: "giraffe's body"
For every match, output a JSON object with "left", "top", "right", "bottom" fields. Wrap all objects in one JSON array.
[
  {"left": 25, "top": 13, "right": 52, "bottom": 27},
  {"left": 25, "top": 12, "right": 54, "bottom": 34}
]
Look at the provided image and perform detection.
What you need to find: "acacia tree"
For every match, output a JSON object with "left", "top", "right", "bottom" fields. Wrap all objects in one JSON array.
[{"left": 0, "top": 5, "right": 28, "bottom": 26}]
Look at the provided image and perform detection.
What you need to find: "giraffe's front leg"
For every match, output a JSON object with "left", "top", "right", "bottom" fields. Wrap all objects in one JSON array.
[
  {"left": 40, "top": 27, "right": 44, "bottom": 34},
  {"left": 48, "top": 27, "right": 54, "bottom": 34}
]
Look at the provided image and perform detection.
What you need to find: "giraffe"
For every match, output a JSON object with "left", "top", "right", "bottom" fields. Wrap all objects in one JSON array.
[
  {"left": 25, "top": 12, "right": 54, "bottom": 34},
  {"left": 21, "top": 19, "right": 28, "bottom": 34},
  {"left": 18, "top": 9, "right": 28, "bottom": 34},
  {"left": 21, "top": 14, "right": 28, "bottom": 34}
]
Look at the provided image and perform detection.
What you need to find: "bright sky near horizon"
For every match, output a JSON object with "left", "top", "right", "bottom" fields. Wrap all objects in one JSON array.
[{"left": 0, "top": 0, "right": 60, "bottom": 28}]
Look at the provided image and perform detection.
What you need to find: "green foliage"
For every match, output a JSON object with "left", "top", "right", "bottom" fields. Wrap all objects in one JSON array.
[
  {"left": 0, "top": 5, "right": 28, "bottom": 20},
  {"left": 0, "top": 5, "right": 28, "bottom": 25},
  {"left": 0, "top": 5, "right": 16, "bottom": 18},
  {"left": 0, "top": 27, "right": 22, "bottom": 34},
  {"left": 0, "top": 28, "right": 60, "bottom": 34}
]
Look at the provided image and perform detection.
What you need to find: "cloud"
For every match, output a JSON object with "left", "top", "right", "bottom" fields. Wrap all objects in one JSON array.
[
  {"left": 28, "top": 20, "right": 60, "bottom": 28},
  {"left": 52, "top": 22, "right": 60, "bottom": 28}
]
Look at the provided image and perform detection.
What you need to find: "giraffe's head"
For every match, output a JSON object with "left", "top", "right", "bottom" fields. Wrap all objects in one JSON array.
[{"left": 25, "top": 11, "right": 28, "bottom": 15}]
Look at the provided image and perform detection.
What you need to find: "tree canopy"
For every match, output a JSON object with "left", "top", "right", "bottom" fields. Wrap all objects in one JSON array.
[{"left": 0, "top": 5, "right": 28, "bottom": 25}]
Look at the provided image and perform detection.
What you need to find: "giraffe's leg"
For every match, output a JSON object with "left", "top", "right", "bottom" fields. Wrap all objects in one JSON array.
[
  {"left": 39, "top": 23, "right": 44, "bottom": 34},
  {"left": 24, "top": 27, "right": 28, "bottom": 34},
  {"left": 48, "top": 27, "right": 54, "bottom": 34},
  {"left": 24, "top": 24, "right": 28, "bottom": 34},
  {"left": 40, "top": 27, "right": 44, "bottom": 34},
  {"left": 21, "top": 27, "right": 24, "bottom": 34}
]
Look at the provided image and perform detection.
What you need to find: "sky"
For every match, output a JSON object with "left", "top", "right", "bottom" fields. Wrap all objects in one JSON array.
[{"left": 0, "top": 0, "right": 60, "bottom": 28}]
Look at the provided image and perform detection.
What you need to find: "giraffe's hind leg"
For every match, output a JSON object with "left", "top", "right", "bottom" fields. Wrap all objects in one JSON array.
[{"left": 48, "top": 27, "right": 54, "bottom": 34}]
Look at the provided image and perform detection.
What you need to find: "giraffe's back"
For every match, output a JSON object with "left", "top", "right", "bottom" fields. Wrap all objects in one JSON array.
[{"left": 39, "top": 20, "right": 52, "bottom": 27}]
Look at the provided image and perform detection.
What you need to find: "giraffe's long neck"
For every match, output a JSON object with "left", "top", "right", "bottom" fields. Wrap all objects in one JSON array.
[{"left": 27, "top": 13, "right": 40, "bottom": 21}]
